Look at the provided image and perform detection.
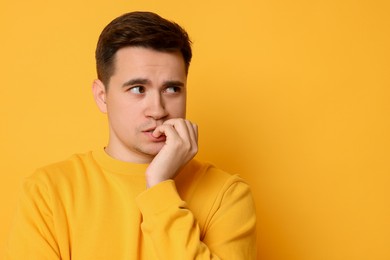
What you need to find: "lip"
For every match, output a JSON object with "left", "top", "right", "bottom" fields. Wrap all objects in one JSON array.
[
  {"left": 143, "top": 126, "right": 157, "bottom": 132},
  {"left": 142, "top": 128, "right": 166, "bottom": 142}
]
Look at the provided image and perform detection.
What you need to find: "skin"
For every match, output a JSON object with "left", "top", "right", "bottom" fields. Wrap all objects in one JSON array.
[{"left": 92, "top": 46, "right": 198, "bottom": 188}]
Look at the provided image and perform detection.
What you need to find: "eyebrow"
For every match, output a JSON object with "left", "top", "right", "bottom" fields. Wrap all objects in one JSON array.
[
  {"left": 122, "top": 78, "right": 185, "bottom": 88},
  {"left": 163, "top": 80, "right": 185, "bottom": 87},
  {"left": 122, "top": 78, "right": 150, "bottom": 88}
]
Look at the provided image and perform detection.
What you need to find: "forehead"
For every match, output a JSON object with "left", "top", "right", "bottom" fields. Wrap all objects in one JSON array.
[{"left": 113, "top": 47, "right": 186, "bottom": 77}]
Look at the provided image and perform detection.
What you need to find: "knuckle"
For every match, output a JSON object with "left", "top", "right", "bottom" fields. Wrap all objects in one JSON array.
[{"left": 183, "top": 142, "right": 191, "bottom": 151}]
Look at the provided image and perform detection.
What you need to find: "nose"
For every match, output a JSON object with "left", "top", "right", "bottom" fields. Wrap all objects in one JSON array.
[{"left": 145, "top": 92, "right": 168, "bottom": 120}]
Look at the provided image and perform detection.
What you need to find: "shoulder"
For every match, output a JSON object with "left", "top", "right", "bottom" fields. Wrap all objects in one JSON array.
[
  {"left": 176, "top": 159, "right": 255, "bottom": 234},
  {"left": 24, "top": 152, "right": 94, "bottom": 190},
  {"left": 176, "top": 158, "right": 252, "bottom": 209},
  {"left": 177, "top": 158, "right": 248, "bottom": 194}
]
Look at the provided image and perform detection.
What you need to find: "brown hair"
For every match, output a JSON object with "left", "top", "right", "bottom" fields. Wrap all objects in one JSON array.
[{"left": 95, "top": 11, "right": 192, "bottom": 87}]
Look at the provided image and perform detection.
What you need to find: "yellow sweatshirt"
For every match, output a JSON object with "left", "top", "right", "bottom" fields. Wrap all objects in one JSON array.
[{"left": 5, "top": 149, "right": 257, "bottom": 259}]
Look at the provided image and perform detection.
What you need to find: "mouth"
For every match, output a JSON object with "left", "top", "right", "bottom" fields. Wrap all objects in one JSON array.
[
  {"left": 143, "top": 127, "right": 156, "bottom": 134},
  {"left": 142, "top": 127, "right": 166, "bottom": 142}
]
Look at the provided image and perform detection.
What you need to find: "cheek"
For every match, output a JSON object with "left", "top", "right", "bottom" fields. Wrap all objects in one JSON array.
[
  {"left": 168, "top": 100, "right": 186, "bottom": 117},
  {"left": 179, "top": 99, "right": 187, "bottom": 116},
  {"left": 108, "top": 103, "right": 139, "bottom": 125}
]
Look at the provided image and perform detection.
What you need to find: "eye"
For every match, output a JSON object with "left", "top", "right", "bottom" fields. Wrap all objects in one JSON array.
[
  {"left": 129, "top": 86, "right": 145, "bottom": 94},
  {"left": 165, "top": 86, "right": 181, "bottom": 94}
]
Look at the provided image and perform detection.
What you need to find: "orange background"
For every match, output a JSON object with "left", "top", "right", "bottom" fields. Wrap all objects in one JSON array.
[{"left": 1, "top": 0, "right": 390, "bottom": 259}]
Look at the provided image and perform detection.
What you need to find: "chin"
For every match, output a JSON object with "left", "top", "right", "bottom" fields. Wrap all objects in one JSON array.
[{"left": 139, "top": 143, "right": 164, "bottom": 157}]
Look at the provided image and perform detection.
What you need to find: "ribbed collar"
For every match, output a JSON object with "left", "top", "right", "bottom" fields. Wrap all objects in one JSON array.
[{"left": 92, "top": 148, "right": 149, "bottom": 175}]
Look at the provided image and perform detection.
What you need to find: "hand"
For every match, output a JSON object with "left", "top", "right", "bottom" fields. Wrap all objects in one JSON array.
[{"left": 145, "top": 118, "right": 198, "bottom": 188}]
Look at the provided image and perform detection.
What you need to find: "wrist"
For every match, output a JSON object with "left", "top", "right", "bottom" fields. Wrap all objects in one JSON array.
[{"left": 146, "top": 176, "right": 170, "bottom": 188}]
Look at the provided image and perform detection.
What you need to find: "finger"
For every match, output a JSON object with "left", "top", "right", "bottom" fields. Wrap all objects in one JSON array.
[
  {"left": 153, "top": 123, "right": 179, "bottom": 140},
  {"left": 162, "top": 119, "right": 192, "bottom": 142},
  {"left": 193, "top": 122, "right": 198, "bottom": 143},
  {"left": 184, "top": 120, "right": 198, "bottom": 145}
]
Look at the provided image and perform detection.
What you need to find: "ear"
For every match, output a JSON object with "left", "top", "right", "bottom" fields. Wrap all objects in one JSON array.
[{"left": 92, "top": 79, "right": 107, "bottom": 113}]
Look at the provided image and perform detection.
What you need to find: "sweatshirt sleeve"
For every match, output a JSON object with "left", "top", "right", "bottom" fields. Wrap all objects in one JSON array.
[
  {"left": 5, "top": 176, "right": 61, "bottom": 260},
  {"left": 135, "top": 179, "right": 257, "bottom": 259}
]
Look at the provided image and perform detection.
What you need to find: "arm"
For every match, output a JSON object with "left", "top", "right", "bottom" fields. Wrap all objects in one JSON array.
[
  {"left": 135, "top": 178, "right": 257, "bottom": 259},
  {"left": 139, "top": 118, "right": 256, "bottom": 259},
  {"left": 5, "top": 176, "right": 61, "bottom": 259}
]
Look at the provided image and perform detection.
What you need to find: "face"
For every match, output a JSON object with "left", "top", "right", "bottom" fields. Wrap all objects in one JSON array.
[{"left": 93, "top": 47, "right": 187, "bottom": 163}]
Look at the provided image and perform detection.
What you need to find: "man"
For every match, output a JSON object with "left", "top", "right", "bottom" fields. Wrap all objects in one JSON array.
[{"left": 6, "top": 11, "right": 257, "bottom": 259}]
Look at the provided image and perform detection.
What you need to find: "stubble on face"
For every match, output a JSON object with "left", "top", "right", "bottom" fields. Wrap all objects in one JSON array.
[
  {"left": 133, "top": 121, "right": 166, "bottom": 157},
  {"left": 103, "top": 47, "right": 187, "bottom": 163}
]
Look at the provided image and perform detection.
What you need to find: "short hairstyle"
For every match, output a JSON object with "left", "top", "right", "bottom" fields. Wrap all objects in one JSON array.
[{"left": 95, "top": 11, "right": 192, "bottom": 87}]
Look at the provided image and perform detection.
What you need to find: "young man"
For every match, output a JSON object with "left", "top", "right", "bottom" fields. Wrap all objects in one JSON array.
[{"left": 6, "top": 11, "right": 257, "bottom": 259}]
